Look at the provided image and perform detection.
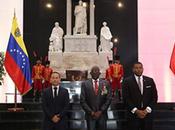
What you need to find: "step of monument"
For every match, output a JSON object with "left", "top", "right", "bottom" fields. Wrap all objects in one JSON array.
[
  {"left": 0, "top": 110, "right": 123, "bottom": 120},
  {"left": 154, "top": 119, "right": 175, "bottom": 130},
  {"left": 68, "top": 110, "right": 175, "bottom": 120},
  {"left": 0, "top": 102, "right": 42, "bottom": 110},
  {"left": 68, "top": 110, "right": 125, "bottom": 120},
  {"left": 68, "top": 120, "right": 127, "bottom": 130},
  {"left": 0, "top": 121, "right": 41, "bottom": 130},
  {"left": 68, "top": 119, "right": 175, "bottom": 130},
  {"left": 154, "top": 110, "right": 175, "bottom": 119},
  {"left": 1, "top": 109, "right": 175, "bottom": 121},
  {"left": 154, "top": 126, "right": 175, "bottom": 130},
  {"left": 1, "top": 119, "right": 174, "bottom": 130},
  {"left": 110, "top": 102, "right": 175, "bottom": 110},
  {"left": 0, "top": 111, "right": 43, "bottom": 120},
  {"left": 154, "top": 102, "right": 175, "bottom": 110},
  {"left": 0, "top": 120, "right": 125, "bottom": 130},
  {"left": 0, "top": 102, "right": 84, "bottom": 111},
  {"left": 0, "top": 103, "right": 175, "bottom": 130},
  {"left": 1, "top": 102, "right": 174, "bottom": 111}
]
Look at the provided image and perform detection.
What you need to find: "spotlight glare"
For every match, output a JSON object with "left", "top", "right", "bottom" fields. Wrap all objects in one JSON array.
[
  {"left": 113, "top": 38, "right": 118, "bottom": 43},
  {"left": 83, "top": 2, "right": 87, "bottom": 7},
  {"left": 46, "top": 3, "right": 52, "bottom": 9},
  {"left": 118, "top": 2, "right": 123, "bottom": 8}
]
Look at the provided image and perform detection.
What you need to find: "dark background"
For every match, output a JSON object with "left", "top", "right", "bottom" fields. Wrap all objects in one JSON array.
[{"left": 24, "top": 0, "right": 137, "bottom": 77}]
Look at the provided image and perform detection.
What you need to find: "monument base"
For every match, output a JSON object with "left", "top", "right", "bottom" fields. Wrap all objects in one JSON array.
[
  {"left": 48, "top": 51, "right": 112, "bottom": 78},
  {"left": 64, "top": 35, "right": 97, "bottom": 52},
  {"left": 48, "top": 51, "right": 63, "bottom": 68}
]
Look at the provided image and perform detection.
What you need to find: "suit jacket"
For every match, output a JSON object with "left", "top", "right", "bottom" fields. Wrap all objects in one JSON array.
[
  {"left": 42, "top": 86, "right": 69, "bottom": 130},
  {"left": 80, "top": 79, "right": 112, "bottom": 118},
  {"left": 122, "top": 75, "right": 158, "bottom": 114}
]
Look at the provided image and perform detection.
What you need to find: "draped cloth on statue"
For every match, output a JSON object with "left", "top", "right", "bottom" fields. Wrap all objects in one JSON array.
[
  {"left": 49, "top": 22, "right": 64, "bottom": 52},
  {"left": 74, "top": 0, "right": 87, "bottom": 34},
  {"left": 100, "top": 22, "right": 113, "bottom": 52},
  {"left": 100, "top": 26, "right": 112, "bottom": 40}
]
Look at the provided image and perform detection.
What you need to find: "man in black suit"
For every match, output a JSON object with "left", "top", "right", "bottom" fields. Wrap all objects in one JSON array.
[
  {"left": 80, "top": 66, "right": 112, "bottom": 130},
  {"left": 42, "top": 72, "right": 69, "bottom": 130},
  {"left": 122, "top": 62, "right": 158, "bottom": 130}
]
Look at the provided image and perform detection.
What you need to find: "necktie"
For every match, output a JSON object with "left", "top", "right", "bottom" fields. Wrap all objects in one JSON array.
[
  {"left": 94, "top": 80, "right": 98, "bottom": 95},
  {"left": 54, "top": 87, "right": 57, "bottom": 98},
  {"left": 138, "top": 77, "right": 142, "bottom": 92}
]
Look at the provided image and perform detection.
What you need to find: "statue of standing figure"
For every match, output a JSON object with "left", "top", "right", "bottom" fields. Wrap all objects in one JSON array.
[
  {"left": 49, "top": 22, "right": 64, "bottom": 52},
  {"left": 74, "top": 0, "right": 87, "bottom": 35},
  {"left": 99, "top": 22, "right": 113, "bottom": 52}
]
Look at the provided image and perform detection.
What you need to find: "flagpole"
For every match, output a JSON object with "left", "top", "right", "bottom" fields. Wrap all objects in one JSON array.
[
  {"left": 8, "top": 86, "right": 24, "bottom": 112},
  {"left": 14, "top": 86, "right": 17, "bottom": 108},
  {"left": 14, "top": 8, "right": 16, "bottom": 18}
]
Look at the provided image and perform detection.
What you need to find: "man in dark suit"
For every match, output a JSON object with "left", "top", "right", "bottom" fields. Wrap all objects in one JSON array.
[
  {"left": 122, "top": 62, "right": 158, "bottom": 130},
  {"left": 42, "top": 72, "right": 69, "bottom": 130},
  {"left": 80, "top": 66, "right": 112, "bottom": 130}
]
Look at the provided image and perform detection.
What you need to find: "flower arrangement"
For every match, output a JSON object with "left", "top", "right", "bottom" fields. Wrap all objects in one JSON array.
[{"left": 0, "top": 52, "right": 5, "bottom": 85}]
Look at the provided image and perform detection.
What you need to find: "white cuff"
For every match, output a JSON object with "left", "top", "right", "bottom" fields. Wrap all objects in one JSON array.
[
  {"left": 131, "top": 107, "right": 138, "bottom": 114},
  {"left": 146, "top": 106, "right": 152, "bottom": 113}
]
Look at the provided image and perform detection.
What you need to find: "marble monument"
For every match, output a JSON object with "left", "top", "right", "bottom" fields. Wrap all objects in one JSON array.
[
  {"left": 49, "top": 22, "right": 64, "bottom": 52},
  {"left": 48, "top": 0, "right": 113, "bottom": 78},
  {"left": 99, "top": 21, "right": 113, "bottom": 52}
]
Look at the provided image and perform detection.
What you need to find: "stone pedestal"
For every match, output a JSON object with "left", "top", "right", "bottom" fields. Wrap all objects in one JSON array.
[
  {"left": 98, "top": 51, "right": 113, "bottom": 72},
  {"left": 64, "top": 35, "right": 97, "bottom": 52},
  {"left": 48, "top": 52, "right": 63, "bottom": 68},
  {"left": 63, "top": 52, "right": 99, "bottom": 69},
  {"left": 48, "top": 51, "right": 112, "bottom": 78}
]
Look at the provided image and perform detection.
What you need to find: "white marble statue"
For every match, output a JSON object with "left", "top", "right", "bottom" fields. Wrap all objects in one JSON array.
[
  {"left": 49, "top": 22, "right": 64, "bottom": 52},
  {"left": 74, "top": 0, "right": 87, "bottom": 35},
  {"left": 100, "top": 22, "right": 113, "bottom": 52}
]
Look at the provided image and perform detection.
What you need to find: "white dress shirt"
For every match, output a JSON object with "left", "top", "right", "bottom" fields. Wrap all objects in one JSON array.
[{"left": 92, "top": 79, "right": 99, "bottom": 89}]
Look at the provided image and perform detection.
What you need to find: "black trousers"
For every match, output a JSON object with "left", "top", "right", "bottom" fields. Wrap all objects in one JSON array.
[
  {"left": 127, "top": 113, "right": 153, "bottom": 130},
  {"left": 43, "top": 119, "right": 67, "bottom": 130},
  {"left": 86, "top": 115, "right": 107, "bottom": 130}
]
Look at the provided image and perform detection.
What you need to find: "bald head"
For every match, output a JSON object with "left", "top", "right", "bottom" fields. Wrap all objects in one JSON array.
[{"left": 90, "top": 66, "right": 101, "bottom": 80}]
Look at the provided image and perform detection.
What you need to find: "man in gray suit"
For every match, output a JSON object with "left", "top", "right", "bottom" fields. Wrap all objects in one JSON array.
[{"left": 80, "top": 66, "right": 112, "bottom": 130}]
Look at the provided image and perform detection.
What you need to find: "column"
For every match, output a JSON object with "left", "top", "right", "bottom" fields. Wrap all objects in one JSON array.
[
  {"left": 90, "top": 0, "right": 95, "bottom": 35},
  {"left": 66, "top": 0, "right": 72, "bottom": 35}
]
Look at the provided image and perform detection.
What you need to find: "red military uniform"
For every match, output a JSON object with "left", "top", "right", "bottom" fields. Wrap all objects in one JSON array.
[
  {"left": 111, "top": 63, "right": 124, "bottom": 93},
  {"left": 32, "top": 64, "right": 44, "bottom": 92},
  {"left": 105, "top": 65, "right": 112, "bottom": 83},
  {"left": 43, "top": 66, "right": 53, "bottom": 88}
]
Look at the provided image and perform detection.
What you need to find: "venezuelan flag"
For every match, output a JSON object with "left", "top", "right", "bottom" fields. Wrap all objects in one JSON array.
[{"left": 4, "top": 15, "right": 32, "bottom": 95}]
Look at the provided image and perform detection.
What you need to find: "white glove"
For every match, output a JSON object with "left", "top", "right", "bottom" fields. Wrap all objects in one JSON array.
[{"left": 42, "top": 80, "right": 45, "bottom": 83}]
